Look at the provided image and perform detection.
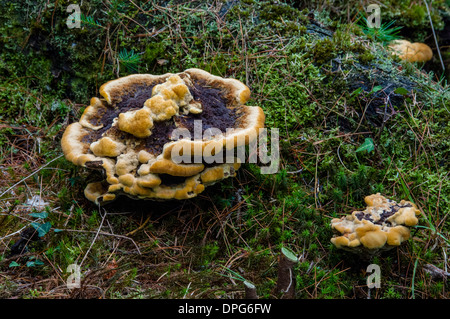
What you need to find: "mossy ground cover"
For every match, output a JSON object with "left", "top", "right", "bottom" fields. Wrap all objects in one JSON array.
[{"left": 0, "top": 0, "right": 449, "bottom": 299}]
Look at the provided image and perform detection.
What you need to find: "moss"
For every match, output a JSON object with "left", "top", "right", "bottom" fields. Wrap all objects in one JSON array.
[
  {"left": 258, "top": 3, "right": 302, "bottom": 22},
  {"left": 143, "top": 41, "right": 168, "bottom": 67},
  {"left": 311, "top": 37, "right": 336, "bottom": 65},
  {"left": 251, "top": 49, "right": 324, "bottom": 130},
  {"left": 199, "top": 53, "right": 232, "bottom": 76},
  {"left": 359, "top": 51, "right": 375, "bottom": 64},
  {"left": 228, "top": 0, "right": 309, "bottom": 37},
  {"left": 333, "top": 27, "right": 367, "bottom": 54}
]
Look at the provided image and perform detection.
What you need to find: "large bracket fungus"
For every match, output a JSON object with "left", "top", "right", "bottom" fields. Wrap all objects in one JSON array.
[
  {"left": 331, "top": 193, "right": 421, "bottom": 255},
  {"left": 61, "top": 68, "right": 265, "bottom": 204}
]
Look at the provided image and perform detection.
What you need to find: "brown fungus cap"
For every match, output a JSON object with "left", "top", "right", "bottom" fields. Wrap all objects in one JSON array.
[
  {"left": 61, "top": 69, "right": 265, "bottom": 204},
  {"left": 388, "top": 40, "right": 433, "bottom": 63},
  {"left": 330, "top": 193, "right": 420, "bottom": 255}
]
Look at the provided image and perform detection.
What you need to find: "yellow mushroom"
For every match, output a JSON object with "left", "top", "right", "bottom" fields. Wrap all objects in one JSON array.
[
  {"left": 60, "top": 69, "right": 266, "bottom": 204},
  {"left": 90, "top": 136, "right": 126, "bottom": 157},
  {"left": 389, "top": 40, "right": 433, "bottom": 63},
  {"left": 330, "top": 193, "right": 420, "bottom": 254}
]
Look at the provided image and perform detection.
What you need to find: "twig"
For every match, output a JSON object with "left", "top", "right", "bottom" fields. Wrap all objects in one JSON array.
[
  {"left": 125, "top": 215, "right": 151, "bottom": 236},
  {"left": 337, "top": 142, "right": 352, "bottom": 172},
  {"left": 275, "top": 247, "right": 298, "bottom": 299},
  {"left": 0, "top": 226, "right": 27, "bottom": 242},
  {"left": 423, "top": 0, "right": 445, "bottom": 72},
  {"left": 286, "top": 168, "right": 303, "bottom": 174},
  {"left": 314, "top": 147, "right": 320, "bottom": 210},
  {"left": 80, "top": 205, "right": 107, "bottom": 268},
  {"left": 183, "top": 282, "right": 192, "bottom": 299},
  {"left": 59, "top": 228, "right": 141, "bottom": 255},
  {"left": 244, "top": 281, "right": 258, "bottom": 299},
  {"left": 423, "top": 263, "right": 450, "bottom": 280},
  {"left": 0, "top": 154, "right": 63, "bottom": 198}
]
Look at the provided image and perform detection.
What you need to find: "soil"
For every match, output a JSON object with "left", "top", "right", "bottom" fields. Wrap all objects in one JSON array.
[{"left": 174, "top": 81, "right": 238, "bottom": 135}]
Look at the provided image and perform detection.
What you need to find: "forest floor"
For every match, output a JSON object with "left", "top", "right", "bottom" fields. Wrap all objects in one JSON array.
[{"left": 0, "top": 0, "right": 449, "bottom": 299}]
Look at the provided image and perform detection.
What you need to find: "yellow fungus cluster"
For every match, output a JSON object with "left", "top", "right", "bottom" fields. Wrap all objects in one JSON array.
[
  {"left": 331, "top": 193, "right": 420, "bottom": 254},
  {"left": 117, "top": 75, "right": 198, "bottom": 138},
  {"left": 389, "top": 40, "right": 433, "bottom": 63}
]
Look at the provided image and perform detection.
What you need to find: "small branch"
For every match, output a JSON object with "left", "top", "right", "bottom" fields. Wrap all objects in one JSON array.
[
  {"left": 423, "top": 0, "right": 445, "bottom": 72},
  {"left": 57, "top": 228, "right": 141, "bottom": 255},
  {"left": 286, "top": 169, "right": 303, "bottom": 174},
  {"left": 244, "top": 281, "right": 258, "bottom": 299},
  {"left": 0, "top": 226, "right": 27, "bottom": 241},
  {"left": 183, "top": 282, "right": 192, "bottom": 299},
  {"left": 80, "top": 206, "right": 107, "bottom": 268},
  {"left": 0, "top": 154, "right": 64, "bottom": 198},
  {"left": 126, "top": 215, "right": 151, "bottom": 236},
  {"left": 275, "top": 247, "right": 298, "bottom": 299},
  {"left": 423, "top": 263, "right": 450, "bottom": 280}
]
